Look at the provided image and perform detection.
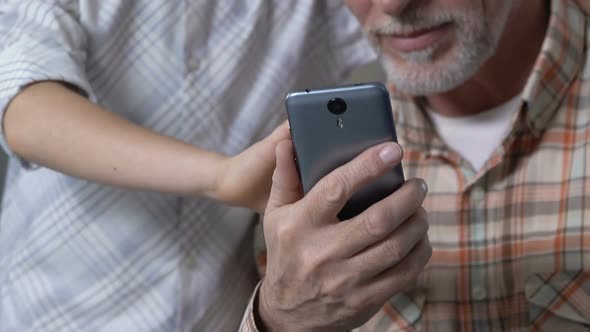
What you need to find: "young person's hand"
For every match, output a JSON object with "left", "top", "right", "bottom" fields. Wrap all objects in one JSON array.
[{"left": 213, "top": 122, "right": 290, "bottom": 213}]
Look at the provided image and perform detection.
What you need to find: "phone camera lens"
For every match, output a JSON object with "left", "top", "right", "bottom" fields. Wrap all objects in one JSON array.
[{"left": 327, "top": 98, "right": 347, "bottom": 115}]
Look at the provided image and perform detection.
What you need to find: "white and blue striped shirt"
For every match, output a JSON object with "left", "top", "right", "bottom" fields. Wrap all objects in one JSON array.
[{"left": 0, "top": 1, "right": 374, "bottom": 331}]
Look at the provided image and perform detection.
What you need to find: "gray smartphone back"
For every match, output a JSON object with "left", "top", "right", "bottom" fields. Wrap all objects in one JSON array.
[{"left": 286, "top": 82, "right": 405, "bottom": 220}]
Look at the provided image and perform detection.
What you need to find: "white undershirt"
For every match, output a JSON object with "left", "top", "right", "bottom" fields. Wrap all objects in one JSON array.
[{"left": 426, "top": 96, "right": 521, "bottom": 170}]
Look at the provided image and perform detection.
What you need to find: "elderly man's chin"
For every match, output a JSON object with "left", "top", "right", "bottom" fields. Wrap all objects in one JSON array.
[
  {"left": 373, "top": 27, "right": 494, "bottom": 97},
  {"left": 379, "top": 43, "right": 489, "bottom": 96}
]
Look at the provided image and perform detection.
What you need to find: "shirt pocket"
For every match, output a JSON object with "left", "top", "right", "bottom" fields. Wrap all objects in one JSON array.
[{"left": 524, "top": 271, "right": 590, "bottom": 329}]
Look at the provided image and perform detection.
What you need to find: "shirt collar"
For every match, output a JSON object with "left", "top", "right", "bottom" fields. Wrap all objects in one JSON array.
[{"left": 522, "top": 0, "right": 587, "bottom": 136}]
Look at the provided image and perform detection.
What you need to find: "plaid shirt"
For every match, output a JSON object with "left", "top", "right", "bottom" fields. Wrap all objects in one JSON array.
[{"left": 241, "top": 0, "right": 590, "bottom": 331}]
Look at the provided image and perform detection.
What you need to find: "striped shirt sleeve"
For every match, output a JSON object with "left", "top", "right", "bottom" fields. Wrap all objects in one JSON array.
[{"left": 0, "top": 0, "right": 95, "bottom": 159}]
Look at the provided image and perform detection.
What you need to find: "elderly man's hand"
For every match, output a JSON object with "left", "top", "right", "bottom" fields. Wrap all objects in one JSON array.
[{"left": 257, "top": 140, "right": 432, "bottom": 331}]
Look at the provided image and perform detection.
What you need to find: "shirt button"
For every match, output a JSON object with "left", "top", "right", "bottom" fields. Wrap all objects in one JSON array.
[
  {"left": 472, "top": 285, "right": 486, "bottom": 300},
  {"left": 524, "top": 280, "right": 539, "bottom": 297},
  {"left": 187, "top": 57, "right": 200, "bottom": 72}
]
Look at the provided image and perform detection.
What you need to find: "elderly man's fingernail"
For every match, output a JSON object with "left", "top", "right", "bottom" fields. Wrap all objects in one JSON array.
[
  {"left": 419, "top": 179, "right": 428, "bottom": 194},
  {"left": 379, "top": 143, "right": 402, "bottom": 164}
]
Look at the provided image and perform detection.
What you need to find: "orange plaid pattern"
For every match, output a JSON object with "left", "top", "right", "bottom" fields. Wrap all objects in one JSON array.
[{"left": 242, "top": 0, "right": 590, "bottom": 330}]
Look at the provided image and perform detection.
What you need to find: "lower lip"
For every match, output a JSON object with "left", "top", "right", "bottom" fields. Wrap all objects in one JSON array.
[{"left": 381, "top": 23, "right": 452, "bottom": 53}]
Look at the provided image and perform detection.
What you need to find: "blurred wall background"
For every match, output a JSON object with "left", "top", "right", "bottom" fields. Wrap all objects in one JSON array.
[{"left": 0, "top": 61, "right": 386, "bottom": 204}]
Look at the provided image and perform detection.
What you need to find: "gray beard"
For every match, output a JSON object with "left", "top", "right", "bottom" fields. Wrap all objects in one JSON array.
[{"left": 373, "top": 5, "right": 513, "bottom": 96}]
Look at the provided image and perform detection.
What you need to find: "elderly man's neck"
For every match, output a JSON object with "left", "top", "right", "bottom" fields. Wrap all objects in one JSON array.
[{"left": 426, "top": 1, "right": 550, "bottom": 117}]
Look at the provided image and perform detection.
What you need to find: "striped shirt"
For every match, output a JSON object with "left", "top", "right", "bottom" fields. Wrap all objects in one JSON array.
[
  {"left": 245, "top": 0, "right": 590, "bottom": 330},
  {"left": 0, "top": 1, "right": 374, "bottom": 331}
]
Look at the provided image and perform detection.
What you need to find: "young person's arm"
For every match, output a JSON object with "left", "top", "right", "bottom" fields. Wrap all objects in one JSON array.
[{"left": 5, "top": 81, "right": 288, "bottom": 212}]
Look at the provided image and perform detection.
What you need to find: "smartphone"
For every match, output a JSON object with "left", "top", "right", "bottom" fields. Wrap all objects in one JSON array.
[{"left": 286, "top": 82, "right": 405, "bottom": 220}]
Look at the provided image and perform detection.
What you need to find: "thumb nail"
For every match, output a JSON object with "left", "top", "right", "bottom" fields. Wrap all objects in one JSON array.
[{"left": 379, "top": 143, "right": 402, "bottom": 164}]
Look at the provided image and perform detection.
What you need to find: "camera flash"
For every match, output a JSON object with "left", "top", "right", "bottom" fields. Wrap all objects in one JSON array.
[{"left": 337, "top": 117, "right": 344, "bottom": 128}]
